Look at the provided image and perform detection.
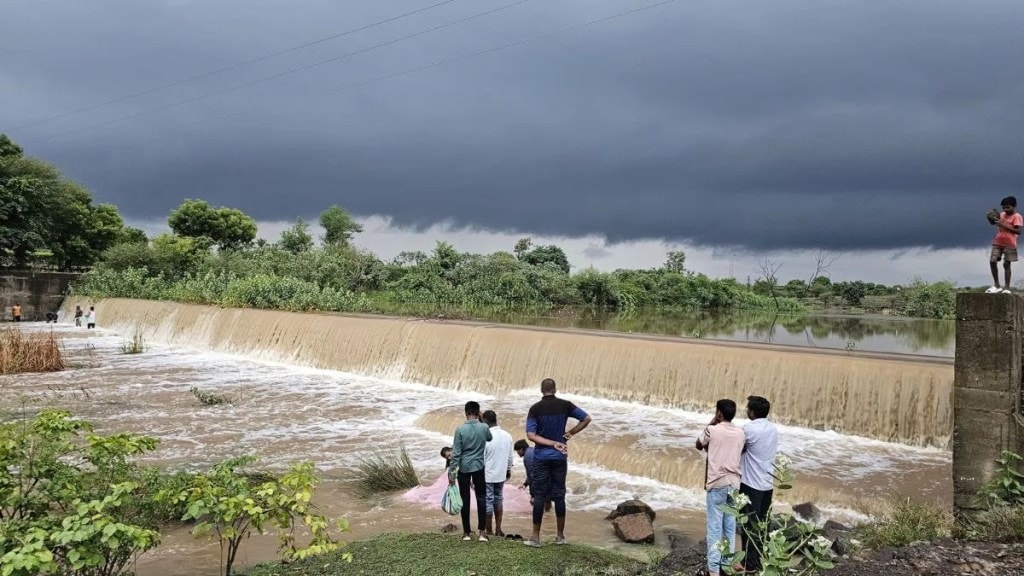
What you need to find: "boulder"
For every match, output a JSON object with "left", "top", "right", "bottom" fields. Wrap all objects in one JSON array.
[
  {"left": 823, "top": 519, "right": 851, "bottom": 532},
  {"left": 606, "top": 499, "right": 656, "bottom": 522},
  {"left": 612, "top": 513, "right": 655, "bottom": 544},
  {"left": 792, "top": 502, "right": 822, "bottom": 523}
]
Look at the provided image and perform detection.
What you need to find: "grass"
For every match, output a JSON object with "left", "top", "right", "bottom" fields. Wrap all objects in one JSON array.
[
  {"left": 190, "top": 386, "right": 232, "bottom": 406},
  {"left": 960, "top": 505, "right": 1024, "bottom": 543},
  {"left": 119, "top": 331, "right": 146, "bottom": 354},
  {"left": 245, "top": 533, "right": 647, "bottom": 576},
  {"left": 0, "top": 328, "right": 66, "bottom": 374},
  {"left": 855, "top": 498, "right": 952, "bottom": 549},
  {"left": 351, "top": 445, "right": 420, "bottom": 498}
]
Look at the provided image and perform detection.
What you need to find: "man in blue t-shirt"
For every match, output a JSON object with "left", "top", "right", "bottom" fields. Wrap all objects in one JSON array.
[{"left": 524, "top": 378, "right": 591, "bottom": 547}]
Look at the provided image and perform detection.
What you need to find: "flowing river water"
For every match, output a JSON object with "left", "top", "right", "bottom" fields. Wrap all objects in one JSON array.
[{"left": 0, "top": 301, "right": 954, "bottom": 575}]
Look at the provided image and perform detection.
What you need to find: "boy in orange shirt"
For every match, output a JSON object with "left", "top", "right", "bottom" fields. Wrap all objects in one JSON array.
[{"left": 988, "top": 196, "right": 1023, "bottom": 294}]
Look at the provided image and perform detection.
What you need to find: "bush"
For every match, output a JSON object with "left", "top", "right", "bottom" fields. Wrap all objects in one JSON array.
[
  {"left": 855, "top": 498, "right": 952, "bottom": 549},
  {"left": 965, "top": 505, "right": 1024, "bottom": 542},
  {"left": 351, "top": 446, "right": 420, "bottom": 498},
  {"left": 0, "top": 411, "right": 162, "bottom": 576}
]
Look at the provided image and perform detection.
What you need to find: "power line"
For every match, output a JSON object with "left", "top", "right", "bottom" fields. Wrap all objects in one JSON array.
[
  {"left": 11, "top": 0, "right": 463, "bottom": 131},
  {"left": 199, "top": 0, "right": 682, "bottom": 128},
  {"left": 45, "top": 0, "right": 680, "bottom": 143},
  {"left": 37, "top": 0, "right": 536, "bottom": 142}
]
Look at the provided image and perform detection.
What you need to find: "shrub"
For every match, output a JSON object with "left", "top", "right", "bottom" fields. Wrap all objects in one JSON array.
[
  {"left": 351, "top": 445, "right": 420, "bottom": 498},
  {"left": 0, "top": 411, "right": 162, "bottom": 576},
  {"left": 0, "top": 329, "right": 65, "bottom": 373},
  {"left": 160, "top": 456, "right": 349, "bottom": 576},
  {"left": 855, "top": 498, "right": 951, "bottom": 549}
]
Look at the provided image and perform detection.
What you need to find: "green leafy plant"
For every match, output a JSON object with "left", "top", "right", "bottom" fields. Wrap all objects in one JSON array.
[
  {"left": 0, "top": 410, "right": 162, "bottom": 576},
  {"left": 190, "top": 386, "right": 232, "bottom": 406},
  {"left": 160, "top": 456, "right": 349, "bottom": 576},
  {"left": 718, "top": 454, "right": 834, "bottom": 576},
  {"left": 351, "top": 445, "right": 420, "bottom": 498},
  {"left": 976, "top": 450, "right": 1024, "bottom": 508}
]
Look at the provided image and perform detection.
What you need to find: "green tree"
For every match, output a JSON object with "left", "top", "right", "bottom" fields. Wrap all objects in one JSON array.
[
  {"left": 513, "top": 237, "right": 532, "bottom": 260},
  {"left": 278, "top": 218, "right": 314, "bottom": 254},
  {"left": 168, "top": 199, "right": 256, "bottom": 251},
  {"left": 118, "top": 227, "right": 148, "bottom": 245},
  {"left": 0, "top": 137, "right": 130, "bottom": 269},
  {"left": 318, "top": 205, "right": 362, "bottom": 247},
  {"left": 664, "top": 250, "right": 687, "bottom": 274},
  {"left": 522, "top": 244, "right": 570, "bottom": 274}
]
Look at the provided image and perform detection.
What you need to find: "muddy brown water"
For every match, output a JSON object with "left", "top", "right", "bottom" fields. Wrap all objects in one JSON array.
[{"left": 0, "top": 322, "right": 951, "bottom": 575}]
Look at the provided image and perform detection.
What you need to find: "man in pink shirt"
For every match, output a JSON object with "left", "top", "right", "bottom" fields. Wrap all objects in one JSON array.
[
  {"left": 988, "top": 196, "right": 1023, "bottom": 294},
  {"left": 696, "top": 399, "right": 745, "bottom": 576}
]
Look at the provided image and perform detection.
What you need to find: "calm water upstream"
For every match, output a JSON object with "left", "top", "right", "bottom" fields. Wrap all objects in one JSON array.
[{"left": 475, "top": 309, "right": 955, "bottom": 358}]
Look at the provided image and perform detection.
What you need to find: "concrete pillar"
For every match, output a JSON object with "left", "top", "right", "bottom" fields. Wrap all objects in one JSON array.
[{"left": 953, "top": 293, "right": 1024, "bottom": 514}]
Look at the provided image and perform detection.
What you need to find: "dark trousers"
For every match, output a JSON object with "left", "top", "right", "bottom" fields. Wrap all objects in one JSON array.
[
  {"left": 457, "top": 469, "right": 487, "bottom": 534},
  {"left": 739, "top": 483, "right": 774, "bottom": 571},
  {"left": 531, "top": 459, "right": 568, "bottom": 525}
]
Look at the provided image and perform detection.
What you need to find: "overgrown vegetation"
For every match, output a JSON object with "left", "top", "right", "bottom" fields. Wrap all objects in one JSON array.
[
  {"left": 854, "top": 498, "right": 952, "bottom": 549},
  {"left": 118, "top": 331, "right": 146, "bottom": 354},
  {"left": 351, "top": 446, "right": 420, "bottom": 498},
  {"left": 0, "top": 329, "right": 65, "bottom": 373},
  {"left": 190, "top": 386, "right": 232, "bottom": 406},
  {"left": 245, "top": 532, "right": 645, "bottom": 576}
]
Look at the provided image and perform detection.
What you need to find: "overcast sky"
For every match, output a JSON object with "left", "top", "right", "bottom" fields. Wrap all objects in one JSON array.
[{"left": 2, "top": 0, "right": 1022, "bottom": 285}]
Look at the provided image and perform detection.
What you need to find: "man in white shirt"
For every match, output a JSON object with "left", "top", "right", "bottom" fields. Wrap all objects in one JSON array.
[
  {"left": 482, "top": 410, "right": 514, "bottom": 537},
  {"left": 739, "top": 395, "right": 780, "bottom": 573}
]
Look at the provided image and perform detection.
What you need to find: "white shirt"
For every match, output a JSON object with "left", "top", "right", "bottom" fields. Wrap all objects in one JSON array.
[
  {"left": 741, "top": 418, "right": 779, "bottom": 491},
  {"left": 483, "top": 426, "right": 514, "bottom": 483},
  {"left": 87, "top": 311, "right": 96, "bottom": 324}
]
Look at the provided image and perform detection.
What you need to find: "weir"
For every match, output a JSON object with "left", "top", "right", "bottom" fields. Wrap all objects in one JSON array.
[{"left": 65, "top": 297, "right": 954, "bottom": 447}]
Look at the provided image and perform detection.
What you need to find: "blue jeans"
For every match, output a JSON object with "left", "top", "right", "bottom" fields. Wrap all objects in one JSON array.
[
  {"left": 706, "top": 486, "right": 737, "bottom": 573},
  {"left": 485, "top": 481, "right": 505, "bottom": 514}
]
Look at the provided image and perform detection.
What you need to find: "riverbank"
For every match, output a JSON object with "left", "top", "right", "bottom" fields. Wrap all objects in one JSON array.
[
  {"left": 245, "top": 533, "right": 651, "bottom": 576},
  {"left": 243, "top": 532, "right": 1024, "bottom": 576}
]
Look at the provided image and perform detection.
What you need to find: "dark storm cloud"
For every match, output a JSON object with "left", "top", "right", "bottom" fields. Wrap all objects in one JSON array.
[{"left": 2, "top": 0, "right": 1022, "bottom": 250}]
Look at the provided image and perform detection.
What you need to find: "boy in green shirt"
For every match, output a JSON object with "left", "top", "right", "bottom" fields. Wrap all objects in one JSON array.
[{"left": 448, "top": 401, "right": 493, "bottom": 541}]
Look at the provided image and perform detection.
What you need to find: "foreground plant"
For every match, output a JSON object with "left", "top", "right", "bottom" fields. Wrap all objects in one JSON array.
[
  {"left": 119, "top": 331, "right": 146, "bottom": 355},
  {"left": 161, "top": 456, "right": 349, "bottom": 576},
  {"left": 718, "top": 454, "right": 835, "bottom": 576},
  {"left": 0, "top": 410, "right": 161, "bottom": 576}
]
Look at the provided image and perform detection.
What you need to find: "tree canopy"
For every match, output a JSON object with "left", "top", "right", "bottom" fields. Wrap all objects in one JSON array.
[
  {"left": 0, "top": 133, "right": 131, "bottom": 269},
  {"left": 168, "top": 199, "right": 257, "bottom": 250},
  {"left": 319, "top": 205, "right": 362, "bottom": 247}
]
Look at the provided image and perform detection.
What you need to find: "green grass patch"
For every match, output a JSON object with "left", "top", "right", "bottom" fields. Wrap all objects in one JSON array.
[
  {"left": 855, "top": 498, "right": 952, "bottom": 549},
  {"left": 351, "top": 445, "right": 419, "bottom": 498},
  {"left": 245, "top": 532, "right": 647, "bottom": 576}
]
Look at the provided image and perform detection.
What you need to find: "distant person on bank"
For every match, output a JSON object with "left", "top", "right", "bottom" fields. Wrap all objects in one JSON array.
[
  {"left": 11, "top": 303, "right": 21, "bottom": 322},
  {"left": 739, "top": 395, "right": 780, "bottom": 573},
  {"left": 524, "top": 378, "right": 591, "bottom": 547},
  {"left": 448, "top": 401, "right": 492, "bottom": 541},
  {"left": 482, "top": 410, "right": 514, "bottom": 537},
  {"left": 987, "top": 196, "right": 1023, "bottom": 294},
  {"left": 86, "top": 306, "right": 96, "bottom": 329},
  {"left": 695, "top": 399, "right": 745, "bottom": 576},
  {"left": 74, "top": 305, "right": 83, "bottom": 327}
]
